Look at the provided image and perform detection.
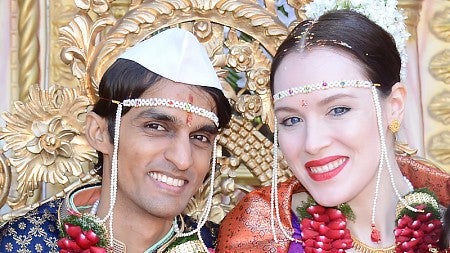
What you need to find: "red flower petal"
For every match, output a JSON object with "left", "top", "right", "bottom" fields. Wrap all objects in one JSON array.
[
  {"left": 76, "top": 233, "right": 94, "bottom": 249},
  {"left": 89, "top": 246, "right": 107, "bottom": 253},
  {"left": 66, "top": 223, "right": 83, "bottom": 239},
  {"left": 85, "top": 230, "right": 100, "bottom": 245},
  {"left": 57, "top": 238, "right": 70, "bottom": 249}
]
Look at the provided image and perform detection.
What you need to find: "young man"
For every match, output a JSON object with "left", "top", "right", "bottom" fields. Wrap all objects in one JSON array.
[{"left": 0, "top": 28, "right": 231, "bottom": 253}]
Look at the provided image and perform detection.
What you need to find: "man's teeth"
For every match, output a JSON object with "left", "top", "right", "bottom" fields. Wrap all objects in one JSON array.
[
  {"left": 148, "top": 172, "right": 185, "bottom": 187},
  {"left": 309, "top": 158, "right": 346, "bottom": 174}
]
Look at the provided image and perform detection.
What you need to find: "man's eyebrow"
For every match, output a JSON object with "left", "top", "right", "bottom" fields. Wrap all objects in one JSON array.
[{"left": 136, "top": 108, "right": 177, "bottom": 122}]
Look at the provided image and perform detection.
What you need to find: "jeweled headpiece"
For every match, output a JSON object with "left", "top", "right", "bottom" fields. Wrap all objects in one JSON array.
[{"left": 303, "top": 0, "right": 410, "bottom": 81}]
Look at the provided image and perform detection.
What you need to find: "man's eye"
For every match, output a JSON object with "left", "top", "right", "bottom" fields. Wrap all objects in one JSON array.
[
  {"left": 144, "top": 123, "right": 165, "bottom": 131},
  {"left": 328, "top": 106, "right": 351, "bottom": 116},
  {"left": 280, "top": 117, "right": 303, "bottom": 126},
  {"left": 191, "top": 135, "right": 210, "bottom": 143}
]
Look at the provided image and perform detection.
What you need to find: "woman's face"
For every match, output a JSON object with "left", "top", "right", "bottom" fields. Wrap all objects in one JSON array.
[{"left": 273, "top": 49, "right": 382, "bottom": 206}]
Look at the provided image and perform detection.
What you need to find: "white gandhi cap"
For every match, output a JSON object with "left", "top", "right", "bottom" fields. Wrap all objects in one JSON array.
[{"left": 118, "top": 28, "right": 223, "bottom": 92}]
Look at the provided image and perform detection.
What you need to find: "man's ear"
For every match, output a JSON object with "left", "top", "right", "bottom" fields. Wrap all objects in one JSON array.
[
  {"left": 85, "top": 111, "right": 112, "bottom": 155},
  {"left": 386, "top": 82, "right": 407, "bottom": 124}
]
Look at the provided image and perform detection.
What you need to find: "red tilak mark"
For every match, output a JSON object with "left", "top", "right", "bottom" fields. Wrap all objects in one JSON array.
[
  {"left": 301, "top": 99, "right": 308, "bottom": 108},
  {"left": 186, "top": 94, "right": 193, "bottom": 127}
]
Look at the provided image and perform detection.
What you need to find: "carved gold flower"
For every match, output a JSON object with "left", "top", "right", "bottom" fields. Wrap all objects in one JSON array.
[
  {"left": 247, "top": 68, "right": 270, "bottom": 94},
  {"left": 236, "top": 94, "right": 263, "bottom": 120},
  {"left": 0, "top": 85, "right": 97, "bottom": 205},
  {"left": 225, "top": 30, "right": 255, "bottom": 72},
  {"left": 228, "top": 45, "right": 255, "bottom": 72}
]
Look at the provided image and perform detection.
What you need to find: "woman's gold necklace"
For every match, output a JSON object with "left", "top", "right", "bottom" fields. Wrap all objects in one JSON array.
[{"left": 351, "top": 235, "right": 396, "bottom": 253}]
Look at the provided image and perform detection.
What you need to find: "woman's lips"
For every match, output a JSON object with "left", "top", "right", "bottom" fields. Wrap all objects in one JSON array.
[{"left": 305, "top": 156, "right": 348, "bottom": 181}]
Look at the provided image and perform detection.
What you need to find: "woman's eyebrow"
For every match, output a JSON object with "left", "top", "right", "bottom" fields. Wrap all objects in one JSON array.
[
  {"left": 317, "top": 93, "right": 357, "bottom": 107},
  {"left": 274, "top": 93, "right": 357, "bottom": 114}
]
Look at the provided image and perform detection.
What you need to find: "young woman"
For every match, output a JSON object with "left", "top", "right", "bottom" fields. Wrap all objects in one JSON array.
[{"left": 216, "top": 2, "right": 450, "bottom": 252}]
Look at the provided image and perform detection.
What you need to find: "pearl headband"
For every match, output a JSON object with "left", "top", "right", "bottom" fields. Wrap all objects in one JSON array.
[
  {"left": 272, "top": 80, "right": 377, "bottom": 102},
  {"left": 110, "top": 98, "right": 219, "bottom": 127}
]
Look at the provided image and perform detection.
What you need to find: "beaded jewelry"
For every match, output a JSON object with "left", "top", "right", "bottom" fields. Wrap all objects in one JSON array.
[
  {"left": 271, "top": 79, "right": 424, "bottom": 248},
  {"left": 121, "top": 98, "right": 219, "bottom": 127},
  {"left": 101, "top": 97, "right": 218, "bottom": 251},
  {"left": 272, "top": 80, "right": 375, "bottom": 101}
]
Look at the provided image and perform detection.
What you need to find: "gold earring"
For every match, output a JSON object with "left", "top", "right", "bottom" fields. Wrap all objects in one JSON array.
[{"left": 388, "top": 119, "right": 400, "bottom": 133}]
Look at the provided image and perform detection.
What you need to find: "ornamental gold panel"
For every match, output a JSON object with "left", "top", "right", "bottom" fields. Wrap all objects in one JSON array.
[
  {"left": 428, "top": 131, "right": 450, "bottom": 165},
  {"left": 429, "top": 49, "right": 450, "bottom": 85},
  {"left": 429, "top": 7, "right": 450, "bottom": 42},
  {"left": 0, "top": 85, "right": 98, "bottom": 209},
  {"left": 428, "top": 91, "right": 450, "bottom": 124}
]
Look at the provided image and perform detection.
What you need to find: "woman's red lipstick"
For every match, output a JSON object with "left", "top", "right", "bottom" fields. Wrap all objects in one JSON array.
[{"left": 304, "top": 156, "right": 348, "bottom": 181}]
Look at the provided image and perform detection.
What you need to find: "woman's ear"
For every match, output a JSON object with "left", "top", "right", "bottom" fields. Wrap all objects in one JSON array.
[
  {"left": 85, "top": 111, "right": 112, "bottom": 155},
  {"left": 386, "top": 82, "right": 407, "bottom": 124}
]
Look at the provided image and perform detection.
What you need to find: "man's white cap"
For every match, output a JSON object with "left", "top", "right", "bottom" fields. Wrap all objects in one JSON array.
[{"left": 118, "top": 28, "right": 223, "bottom": 91}]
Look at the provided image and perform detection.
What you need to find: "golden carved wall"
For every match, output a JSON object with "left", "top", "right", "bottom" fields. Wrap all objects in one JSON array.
[{"left": 1, "top": 0, "right": 449, "bottom": 221}]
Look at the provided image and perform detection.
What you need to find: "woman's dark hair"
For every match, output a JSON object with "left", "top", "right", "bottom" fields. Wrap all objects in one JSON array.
[
  {"left": 92, "top": 58, "right": 232, "bottom": 176},
  {"left": 270, "top": 10, "right": 402, "bottom": 97}
]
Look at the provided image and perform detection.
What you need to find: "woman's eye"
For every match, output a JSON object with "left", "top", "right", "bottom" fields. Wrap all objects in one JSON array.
[
  {"left": 328, "top": 106, "right": 350, "bottom": 116},
  {"left": 280, "top": 117, "right": 303, "bottom": 126},
  {"left": 144, "top": 123, "right": 165, "bottom": 131}
]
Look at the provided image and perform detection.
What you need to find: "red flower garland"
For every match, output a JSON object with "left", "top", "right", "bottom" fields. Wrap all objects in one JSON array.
[
  {"left": 58, "top": 223, "right": 106, "bottom": 253},
  {"left": 298, "top": 191, "right": 444, "bottom": 253},
  {"left": 58, "top": 209, "right": 108, "bottom": 253},
  {"left": 300, "top": 205, "right": 352, "bottom": 253},
  {"left": 395, "top": 204, "right": 442, "bottom": 253}
]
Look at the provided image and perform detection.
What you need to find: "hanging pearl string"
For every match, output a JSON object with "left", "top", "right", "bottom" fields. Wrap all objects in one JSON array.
[
  {"left": 100, "top": 102, "right": 122, "bottom": 248},
  {"left": 372, "top": 87, "right": 423, "bottom": 213},
  {"left": 270, "top": 119, "right": 279, "bottom": 242},
  {"left": 270, "top": 118, "right": 298, "bottom": 243},
  {"left": 371, "top": 87, "right": 422, "bottom": 214},
  {"left": 90, "top": 199, "right": 100, "bottom": 215},
  {"left": 174, "top": 136, "right": 218, "bottom": 252},
  {"left": 370, "top": 85, "right": 386, "bottom": 233}
]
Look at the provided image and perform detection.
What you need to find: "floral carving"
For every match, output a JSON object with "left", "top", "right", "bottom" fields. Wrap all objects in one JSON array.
[
  {"left": 0, "top": 85, "right": 97, "bottom": 206},
  {"left": 225, "top": 30, "right": 255, "bottom": 72},
  {"left": 227, "top": 45, "right": 255, "bottom": 72},
  {"left": 236, "top": 95, "right": 263, "bottom": 120},
  {"left": 429, "top": 50, "right": 450, "bottom": 85},
  {"left": 428, "top": 131, "right": 450, "bottom": 165},
  {"left": 428, "top": 91, "right": 450, "bottom": 124},
  {"left": 247, "top": 68, "right": 270, "bottom": 95}
]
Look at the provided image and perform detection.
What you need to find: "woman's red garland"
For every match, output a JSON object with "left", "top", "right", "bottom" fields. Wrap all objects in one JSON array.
[{"left": 298, "top": 193, "right": 444, "bottom": 253}]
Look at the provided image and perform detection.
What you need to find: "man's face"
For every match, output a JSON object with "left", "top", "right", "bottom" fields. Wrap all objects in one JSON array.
[{"left": 112, "top": 79, "right": 218, "bottom": 219}]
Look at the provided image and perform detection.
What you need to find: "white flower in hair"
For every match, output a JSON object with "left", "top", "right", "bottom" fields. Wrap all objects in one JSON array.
[{"left": 304, "top": 0, "right": 410, "bottom": 81}]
